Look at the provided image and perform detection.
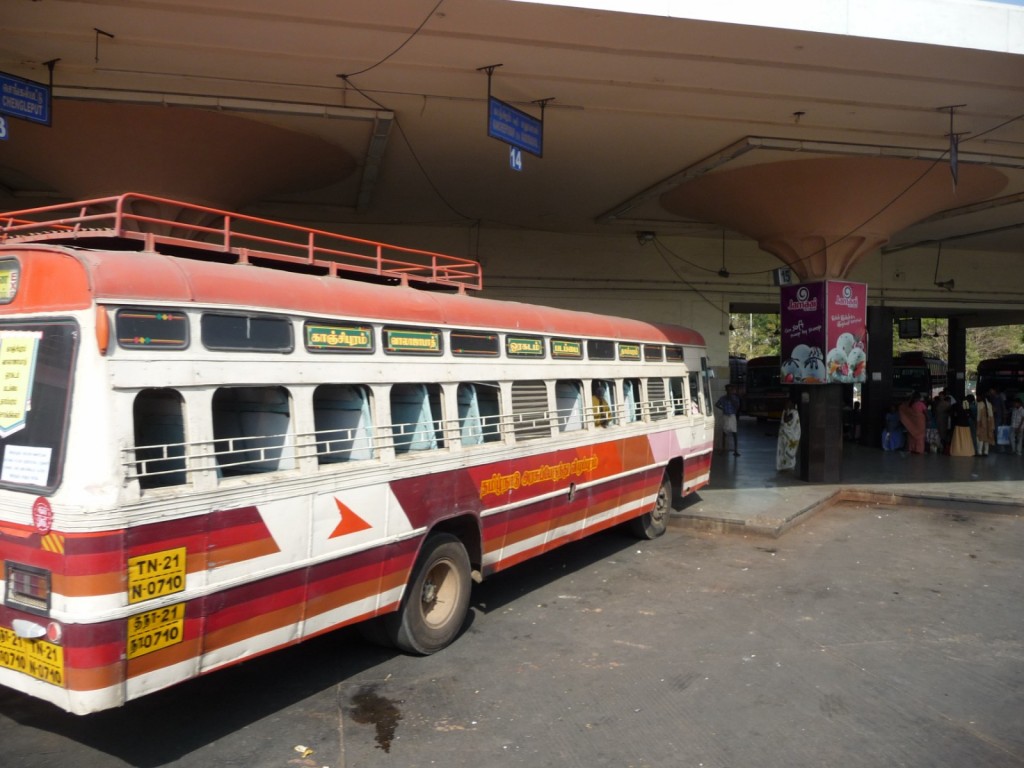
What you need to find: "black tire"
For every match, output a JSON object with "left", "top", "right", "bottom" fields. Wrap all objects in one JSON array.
[
  {"left": 356, "top": 614, "right": 393, "bottom": 649},
  {"left": 386, "top": 533, "right": 472, "bottom": 655},
  {"left": 629, "top": 477, "right": 672, "bottom": 540}
]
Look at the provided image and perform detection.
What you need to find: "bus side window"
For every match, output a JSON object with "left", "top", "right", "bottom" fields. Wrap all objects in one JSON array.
[
  {"left": 623, "top": 378, "right": 642, "bottom": 422},
  {"left": 391, "top": 383, "right": 444, "bottom": 454},
  {"left": 212, "top": 386, "right": 294, "bottom": 476},
  {"left": 647, "top": 377, "right": 668, "bottom": 421},
  {"left": 457, "top": 382, "right": 502, "bottom": 445},
  {"left": 555, "top": 380, "right": 584, "bottom": 432},
  {"left": 591, "top": 379, "right": 616, "bottom": 427},
  {"left": 688, "top": 372, "right": 703, "bottom": 415},
  {"left": 701, "top": 357, "right": 714, "bottom": 413},
  {"left": 511, "top": 380, "right": 551, "bottom": 440},
  {"left": 313, "top": 384, "right": 374, "bottom": 463},
  {"left": 670, "top": 377, "right": 685, "bottom": 415},
  {"left": 133, "top": 388, "right": 187, "bottom": 489}
]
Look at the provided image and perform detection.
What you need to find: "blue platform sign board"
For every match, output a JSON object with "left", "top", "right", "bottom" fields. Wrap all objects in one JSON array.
[
  {"left": 0, "top": 72, "right": 51, "bottom": 126},
  {"left": 488, "top": 96, "right": 542, "bottom": 157}
]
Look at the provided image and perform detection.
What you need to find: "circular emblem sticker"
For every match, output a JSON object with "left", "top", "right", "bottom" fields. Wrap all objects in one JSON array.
[{"left": 32, "top": 497, "right": 53, "bottom": 534}]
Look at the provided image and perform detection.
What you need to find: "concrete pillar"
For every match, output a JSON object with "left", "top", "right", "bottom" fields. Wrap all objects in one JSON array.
[
  {"left": 797, "top": 384, "right": 844, "bottom": 483},
  {"left": 861, "top": 306, "right": 894, "bottom": 448},
  {"left": 948, "top": 317, "right": 968, "bottom": 401}
]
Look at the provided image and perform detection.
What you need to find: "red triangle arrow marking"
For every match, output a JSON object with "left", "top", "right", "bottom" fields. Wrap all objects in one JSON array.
[{"left": 329, "top": 498, "right": 373, "bottom": 539}]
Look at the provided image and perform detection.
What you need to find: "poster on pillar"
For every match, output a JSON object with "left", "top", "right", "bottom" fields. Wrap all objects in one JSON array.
[{"left": 780, "top": 281, "right": 868, "bottom": 385}]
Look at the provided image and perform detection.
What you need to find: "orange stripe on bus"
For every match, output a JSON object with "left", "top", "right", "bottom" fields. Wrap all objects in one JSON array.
[
  {"left": 52, "top": 571, "right": 125, "bottom": 598},
  {"left": 126, "top": 638, "right": 202, "bottom": 680},
  {"left": 205, "top": 537, "right": 281, "bottom": 569},
  {"left": 64, "top": 660, "right": 123, "bottom": 693}
]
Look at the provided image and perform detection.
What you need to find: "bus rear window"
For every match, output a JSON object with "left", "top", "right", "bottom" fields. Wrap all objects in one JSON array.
[
  {"left": 117, "top": 309, "right": 189, "bottom": 349},
  {"left": 201, "top": 313, "right": 293, "bottom": 352},
  {"left": 0, "top": 320, "right": 78, "bottom": 492}
]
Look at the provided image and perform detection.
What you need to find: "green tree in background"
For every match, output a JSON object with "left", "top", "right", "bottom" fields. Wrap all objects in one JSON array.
[{"left": 728, "top": 313, "right": 781, "bottom": 360}]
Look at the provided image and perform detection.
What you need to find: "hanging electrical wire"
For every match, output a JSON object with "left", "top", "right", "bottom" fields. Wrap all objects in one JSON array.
[
  {"left": 338, "top": 0, "right": 445, "bottom": 80},
  {"left": 654, "top": 241, "right": 730, "bottom": 316},
  {"left": 337, "top": 2, "right": 479, "bottom": 228}
]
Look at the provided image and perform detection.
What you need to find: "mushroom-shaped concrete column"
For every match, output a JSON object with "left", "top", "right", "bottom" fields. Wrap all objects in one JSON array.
[
  {"left": 660, "top": 157, "right": 1007, "bottom": 280},
  {"left": 0, "top": 101, "right": 357, "bottom": 224}
]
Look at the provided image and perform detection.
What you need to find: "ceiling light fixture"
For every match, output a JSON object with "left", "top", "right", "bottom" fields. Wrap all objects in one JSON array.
[{"left": 718, "top": 229, "right": 730, "bottom": 278}]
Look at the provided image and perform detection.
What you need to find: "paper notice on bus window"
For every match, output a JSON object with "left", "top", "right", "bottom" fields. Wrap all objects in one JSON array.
[
  {"left": 0, "top": 332, "right": 41, "bottom": 437},
  {"left": 1, "top": 444, "right": 51, "bottom": 487}
]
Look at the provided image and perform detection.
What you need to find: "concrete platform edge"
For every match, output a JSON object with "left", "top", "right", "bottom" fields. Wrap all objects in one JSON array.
[{"left": 671, "top": 486, "right": 1024, "bottom": 539}]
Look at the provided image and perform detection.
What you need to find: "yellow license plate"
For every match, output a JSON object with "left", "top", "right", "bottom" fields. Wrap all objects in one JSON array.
[
  {"left": 127, "top": 546, "right": 187, "bottom": 604},
  {"left": 0, "top": 626, "right": 65, "bottom": 687},
  {"left": 127, "top": 603, "right": 185, "bottom": 659}
]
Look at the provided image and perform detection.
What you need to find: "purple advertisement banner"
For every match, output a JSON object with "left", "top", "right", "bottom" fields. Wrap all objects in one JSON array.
[
  {"left": 781, "top": 283, "right": 827, "bottom": 383},
  {"left": 780, "top": 281, "right": 868, "bottom": 385},
  {"left": 825, "top": 281, "right": 868, "bottom": 384}
]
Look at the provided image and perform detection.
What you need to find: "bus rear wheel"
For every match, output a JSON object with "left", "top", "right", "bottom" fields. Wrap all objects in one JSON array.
[
  {"left": 629, "top": 477, "right": 672, "bottom": 540},
  {"left": 389, "top": 533, "right": 471, "bottom": 655}
]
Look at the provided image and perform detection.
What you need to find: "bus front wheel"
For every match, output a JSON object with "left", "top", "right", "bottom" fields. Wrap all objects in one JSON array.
[
  {"left": 390, "top": 533, "right": 472, "bottom": 655},
  {"left": 629, "top": 477, "right": 672, "bottom": 540}
]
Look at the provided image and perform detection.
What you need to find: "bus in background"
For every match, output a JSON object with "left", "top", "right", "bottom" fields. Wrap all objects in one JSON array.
[
  {"left": 742, "top": 355, "right": 789, "bottom": 420},
  {"left": 728, "top": 354, "right": 748, "bottom": 398},
  {"left": 0, "top": 194, "right": 715, "bottom": 714},
  {"left": 892, "top": 352, "right": 948, "bottom": 402},
  {"left": 976, "top": 354, "right": 1024, "bottom": 403}
]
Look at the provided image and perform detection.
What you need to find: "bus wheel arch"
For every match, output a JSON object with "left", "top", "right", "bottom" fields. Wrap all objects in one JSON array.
[
  {"left": 629, "top": 474, "right": 674, "bottom": 540},
  {"left": 388, "top": 532, "right": 472, "bottom": 655}
]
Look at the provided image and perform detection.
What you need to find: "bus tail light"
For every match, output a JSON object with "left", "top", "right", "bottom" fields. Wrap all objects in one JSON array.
[
  {"left": 46, "top": 622, "right": 63, "bottom": 643},
  {"left": 4, "top": 562, "right": 51, "bottom": 614}
]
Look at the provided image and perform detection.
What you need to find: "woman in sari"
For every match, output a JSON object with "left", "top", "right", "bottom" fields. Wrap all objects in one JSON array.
[
  {"left": 899, "top": 392, "right": 927, "bottom": 454},
  {"left": 949, "top": 400, "right": 975, "bottom": 457},
  {"left": 776, "top": 400, "right": 801, "bottom": 471}
]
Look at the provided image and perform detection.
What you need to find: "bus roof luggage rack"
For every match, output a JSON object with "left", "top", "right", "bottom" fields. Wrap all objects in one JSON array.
[{"left": 0, "top": 192, "right": 483, "bottom": 292}]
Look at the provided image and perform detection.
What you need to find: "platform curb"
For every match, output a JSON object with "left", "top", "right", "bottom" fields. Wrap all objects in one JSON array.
[{"left": 671, "top": 486, "right": 1024, "bottom": 539}]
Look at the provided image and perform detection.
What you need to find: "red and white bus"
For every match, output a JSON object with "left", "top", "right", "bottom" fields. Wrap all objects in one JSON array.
[{"left": 0, "top": 194, "right": 714, "bottom": 714}]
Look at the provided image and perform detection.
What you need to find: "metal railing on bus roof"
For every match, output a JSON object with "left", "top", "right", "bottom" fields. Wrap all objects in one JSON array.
[{"left": 0, "top": 192, "right": 483, "bottom": 292}]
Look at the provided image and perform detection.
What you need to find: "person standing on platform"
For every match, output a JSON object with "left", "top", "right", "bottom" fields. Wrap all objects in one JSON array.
[
  {"left": 899, "top": 392, "right": 926, "bottom": 454},
  {"left": 776, "top": 400, "right": 801, "bottom": 471},
  {"left": 715, "top": 384, "right": 742, "bottom": 456},
  {"left": 988, "top": 388, "right": 1007, "bottom": 453},
  {"left": 950, "top": 400, "right": 974, "bottom": 457},
  {"left": 976, "top": 392, "right": 995, "bottom": 456},
  {"left": 1011, "top": 398, "right": 1024, "bottom": 456},
  {"left": 933, "top": 390, "right": 951, "bottom": 452},
  {"left": 924, "top": 396, "right": 941, "bottom": 453},
  {"left": 965, "top": 393, "right": 978, "bottom": 452}
]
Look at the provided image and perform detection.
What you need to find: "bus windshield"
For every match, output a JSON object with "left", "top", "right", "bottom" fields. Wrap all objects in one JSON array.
[
  {"left": 893, "top": 366, "right": 929, "bottom": 394},
  {"left": 0, "top": 320, "right": 77, "bottom": 492}
]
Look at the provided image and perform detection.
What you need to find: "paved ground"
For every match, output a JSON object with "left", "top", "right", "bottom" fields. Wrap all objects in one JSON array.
[{"left": 1, "top": 421, "right": 1022, "bottom": 768}]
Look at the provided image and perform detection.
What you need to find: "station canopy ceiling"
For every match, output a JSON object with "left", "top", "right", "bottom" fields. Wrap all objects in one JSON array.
[{"left": 1, "top": 0, "right": 1023, "bottom": 262}]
